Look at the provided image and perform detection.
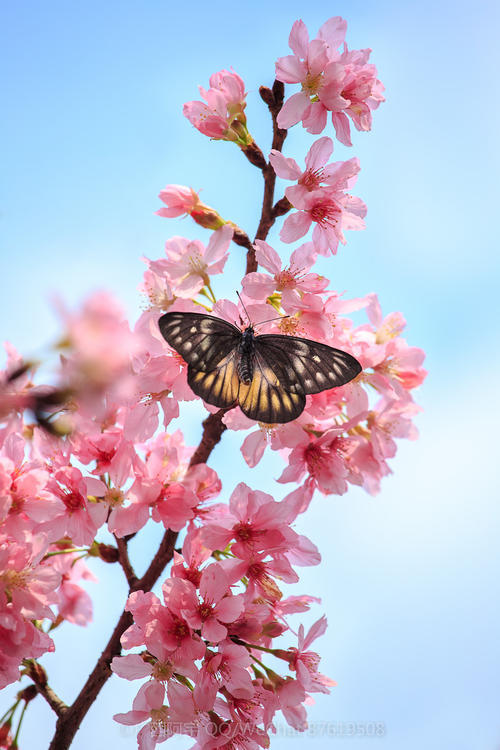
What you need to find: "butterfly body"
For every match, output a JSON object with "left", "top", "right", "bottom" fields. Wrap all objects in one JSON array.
[
  {"left": 237, "top": 327, "right": 255, "bottom": 384},
  {"left": 159, "top": 311, "right": 362, "bottom": 424}
]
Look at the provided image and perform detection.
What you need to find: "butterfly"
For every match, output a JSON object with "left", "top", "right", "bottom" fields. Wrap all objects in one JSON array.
[{"left": 158, "top": 311, "right": 362, "bottom": 424}]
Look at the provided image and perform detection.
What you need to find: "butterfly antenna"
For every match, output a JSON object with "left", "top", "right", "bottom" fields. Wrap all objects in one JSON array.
[
  {"left": 236, "top": 291, "right": 253, "bottom": 326},
  {"left": 253, "top": 315, "right": 291, "bottom": 328}
]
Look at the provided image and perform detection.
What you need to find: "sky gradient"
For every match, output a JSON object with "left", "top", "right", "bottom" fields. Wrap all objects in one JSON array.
[{"left": 1, "top": 1, "right": 499, "bottom": 748}]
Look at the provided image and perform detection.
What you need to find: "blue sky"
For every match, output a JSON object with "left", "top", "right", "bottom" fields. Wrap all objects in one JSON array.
[{"left": 1, "top": 0, "right": 499, "bottom": 748}]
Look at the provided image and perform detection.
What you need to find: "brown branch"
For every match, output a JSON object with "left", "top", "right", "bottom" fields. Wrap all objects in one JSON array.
[
  {"left": 24, "top": 660, "right": 68, "bottom": 718},
  {"left": 47, "top": 410, "right": 228, "bottom": 750},
  {"left": 188, "top": 409, "right": 228, "bottom": 467},
  {"left": 272, "top": 195, "right": 292, "bottom": 218},
  {"left": 241, "top": 141, "right": 267, "bottom": 170},
  {"left": 245, "top": 80, "right": 288, "bottom": 274},
  {"left": 230, "top": 225, "right": 254, "bottom": 254}
]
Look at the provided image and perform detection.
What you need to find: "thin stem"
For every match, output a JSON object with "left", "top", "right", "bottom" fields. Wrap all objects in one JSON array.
[
  {"left": 0, "top": 699, "right": 21, "bottom": 725},
  {"left": 12, "top": 700, "right": 29, "bottom": 746},
  {"left": 43, "top": 547, "right": 89, "bottom": 559}
]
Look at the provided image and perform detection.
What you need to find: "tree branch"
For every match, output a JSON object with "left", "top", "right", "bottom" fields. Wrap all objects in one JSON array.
[
  {"left": 245, "top": 80, "right": 288, "bottom": 274},
  {"left": 47, "top": 409, "right": 228, "bottom": 750}
]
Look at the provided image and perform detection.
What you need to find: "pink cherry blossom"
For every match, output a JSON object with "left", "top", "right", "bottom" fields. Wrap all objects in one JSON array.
[
  {"left": 201, "top": 482, "right": 299, "bottom": 559},
  {"left": 283, "top": 616, "right": 335, "bottom": 693},
  {"left": 57, "top": 292, "right": 142, "bottom": 402},
  {"left": 177, "top": 563, "right": 244, "bottom": 643},
  {"left": 242, "top": 240, "right": 327, "bottom": 308},
  {"left": 139, "top": 267, "right": 175, "bottom": 312},
  {"left": 280, "top": 158, "right": 366, "bottom": 255},
  {"left": 156, "top": 184, "right": 227, "bottom": 231},
  {"left": 276, "top": 17, "right": 384, "bottom": 143},
  {"left": 277, "top": 417, "right": 365, "bottom": 495},
  {"left": 184, "top": 69, "right": 252, "bottom": 146},
  {"left": 0, "top": 591, "right": 54, "bottom": 689},
  {"left": 147, "top": 225, "right": 233, "bottom": 298},
  {"left": 41, "top": 466, "right": 107, "bottom": 546},
  {"left": 156, "top": 184, "right": 201, "bottom": 218},
  {"left": 0, "top": 532, "right": 60, "bottom": 620},
  {"left": 50, "top": 553, "right": 96, "bottom": 626},
  {"left": 197, "top": 640, "right": 254, "bottom": 703},
  {"left": 113, "top": 681, "right": 172, "bottom": 749}
]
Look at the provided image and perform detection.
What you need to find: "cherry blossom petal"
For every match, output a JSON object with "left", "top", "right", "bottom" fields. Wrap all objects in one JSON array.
[
  {"left": 241, "top": 430, "right": 267, "bottom": 467},
  {"left": 200, "top": 563, "right": 228, "bottom": 604},
  {"left": 331, "top": 111, "right": 352, "bottom": 146},
  {"left": 214, "top": 593, "right": 244, "bottom": 623},
  {"left": 302, "top": 101, "right": 328, "bottom": 134},
  {"left": 288, "top": 19, "right": 309, "bottom": 58},
  {"left": 241, "top": 273, "right": 276, "bottom": 301},
  {"left": 111, "top": 654, "right": 153, "bottom": 680},
  {"left": 305, "top": 137, "right": 334, "bottom": 170},
  {"left": 254, "top": 239, "right": 283, "bottom": 274},
  {"left": 203, "top": 224, "right": 233, "bottom": 264},
  {"left": 277, "top": 92, "right": 310, "bottom": 129},
  {"left": 275, "top": 55, "right": 307, "bottom": 84},
  {"left": 268, "top": 150, "right": 302, "bottom": 180},
  {"left": 318, "top": 16, "right": 347, "bottom": 49},
  {"left": 280, "top": 211, "right": 312, "bottom": 243}
]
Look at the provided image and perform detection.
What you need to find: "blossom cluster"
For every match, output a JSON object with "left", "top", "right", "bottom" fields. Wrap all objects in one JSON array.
[
  {"left": 0, "top": 14, "right": 425, "bottom": 750},
  {"left": 183, "top": 69, "right": 253, "bottom": 147},
  {"left": 276, "top": 17, "right": 385, "bottom": 144},
  {"left": 113, "top": 482, "right": 331, "bottom": 747}
]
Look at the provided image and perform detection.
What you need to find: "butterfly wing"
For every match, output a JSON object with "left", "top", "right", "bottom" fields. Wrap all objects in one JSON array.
[
  {"left": 254, "top": 334, "right": 362, "bottom": 395},
  {"left": 158, "top": 311, "right": 241, "bottom": 371},
  {"left": 238, "top": 350, "right": 306, "bottom": 423},
  {"left": 187, "top": 351, "right": 240, "bottom": 409}
]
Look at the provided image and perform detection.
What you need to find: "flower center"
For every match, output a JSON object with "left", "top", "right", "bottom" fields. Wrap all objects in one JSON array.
[
  {"left": 310, "top": 200, "right": 340, "bottom": 228},
  {"left": 305, "top": 443, "right": 327, "bottom": 476},
  {"left": 1, "top": 568, "right": 29, "bottom": 593},
  {"left": 199, "top": 602, "right": 214, "bottom": 620},
  {"left": 278, "top": 317, "right": 301, "bottom": 336},
  {"left": 274, "top": 268, "right": 296, "bottom": 290},
  {"left": 187, "top": 250, "right": 207, "bottom": 275},
  {"left": 299, "top": 167, "right": 325, "bottom": 190},
  {"left": 62, "top": 490, "right": 85, "bottom": 512},
  {"left": 234, "top": 521, "right": 253, "bottom": 543},
  {"left": 302, "top": 71, "right": 323, "bottom": 95},
  {"left": 152, "top": 660, "right": 175, "bottom": 682}
]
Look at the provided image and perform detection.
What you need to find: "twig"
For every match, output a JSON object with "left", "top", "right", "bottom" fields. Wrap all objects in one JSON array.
[
  {"left": 230, "top": 226, "right": 254, "bottom": 254},
  {"left": 245, "top": 80, "right": 289, "bottom": 274},
  {"left": 23, "top": 660, "right": 68, "bottom": 718}
]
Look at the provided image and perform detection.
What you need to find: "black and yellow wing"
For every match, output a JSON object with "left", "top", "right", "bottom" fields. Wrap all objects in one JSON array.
[
  {"left": 253, "top": 334, "right": 361, "bottom": 395},
  {"left": 187, "top": 351, "right": 240, "bottom": 410},
  {"left": 238, "top": 350, "right": 306, "bottom": 423},
  {"left": 158, "top": 311, "right": 241, "bottom": 371}
]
